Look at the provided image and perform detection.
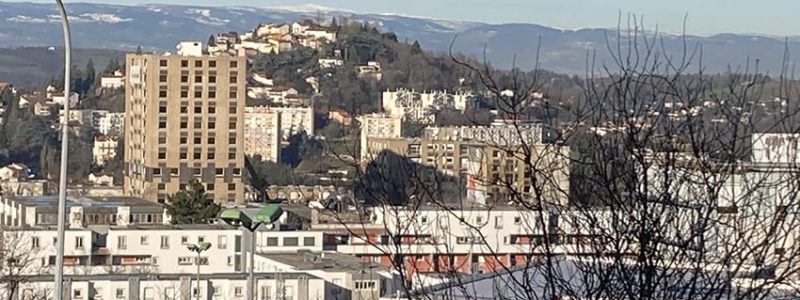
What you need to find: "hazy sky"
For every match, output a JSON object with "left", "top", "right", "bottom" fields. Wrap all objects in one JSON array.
[{"left": 23, "top": 0, "right": 800, "bottom": 36}]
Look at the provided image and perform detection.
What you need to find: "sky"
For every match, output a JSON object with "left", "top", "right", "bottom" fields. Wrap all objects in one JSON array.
[{"left": 22, "top": 0, "right": 800, "bottom": 36}]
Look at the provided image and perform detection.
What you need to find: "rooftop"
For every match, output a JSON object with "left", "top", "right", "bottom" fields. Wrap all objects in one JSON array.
[
  {"left": 9, "top": 195, "right": 160, "bottom": 209},
  {"left": 258, "top": 252, "right": 386, "bottom": 272}
]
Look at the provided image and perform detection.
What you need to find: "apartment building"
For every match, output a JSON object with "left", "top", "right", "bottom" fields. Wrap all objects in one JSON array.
[
  {"left": 123, "top": 50, "right": 246, "bottom": 203},
  {"left": 381, "top": 89, "right": 476, "bottom": 123},
  {"left": 59, "top": 110, "right": 125, "bottom": 136},
  {"left": 357, "top": 114, "right": 402, "bottom": 162},
  {"left": 421, "top": 122, "right": 559, "bottom": 146},
  {"left": 0, "top": 195, "right": 166, "bottom": 228},
  {"left": 363, "top": 135, "right": 570, "bottom": 205},
  {"left": 244, "top": 108, "right": 281, "bottom": 162},
  {"left": 94, "top": 135, "right": 119, "bottom": 166}
]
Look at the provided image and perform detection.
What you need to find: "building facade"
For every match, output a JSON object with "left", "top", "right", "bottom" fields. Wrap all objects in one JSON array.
[
  {"left": 381, "top": 89, "right": 476, "bottom": 123},
  {"left": 123, "top": 52, "right": 246, "bottom": 203},
  {"left": 93, "top": 136, "right": 119, "bottom": 166},
  {"left": 244, "top": 108, "right": 281, "bottom": 163},
  {"left": 357, "top": 114, "right": 402, "bottom": 162}
]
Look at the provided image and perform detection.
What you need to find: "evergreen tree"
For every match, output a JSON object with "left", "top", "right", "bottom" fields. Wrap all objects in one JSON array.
[
  {"left": 411, "top": 40, "right": 422, "bottom": 55},
  {"left": 164, "top": 181, "right": 220, "bottom": 224},
  {"left": 84, "top": 59, "right": 96, "bottom": 94},
  {"left": 136, "top": 46, "right": 143, "bottom": 54}
]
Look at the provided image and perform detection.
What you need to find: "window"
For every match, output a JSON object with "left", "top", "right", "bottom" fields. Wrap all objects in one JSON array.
[
  {"left": 476, "top": 216, "right": 483, "bottom": 224},
  {"left": 181, "top": 60, "right": 188, "bottom": 67},
  {"left": 178, "top": 137, "right": 187, "bottom": 144},
  {"left": 230, "top": 61, "right": 238, "bottom": 68},
  {"left": 194, "top": 137, "right": 202, "bottom": 144},
  {"left": 234, "top": 287, "right": 243, "bottom": 297},
  {"left": 159, "top": 75, "right": 167, "bottom": 82},
  {"left": 456, "top": 237, "right": 469, "bottom": 244},
  {"left": 228, "top": 183, "right": 236, "bottom": 191},
  {"left": 218, "top": 236, "right": 227, "bottom": 249},
  {"left": 266, "top": 237, "right": 278, "bottom": 246},
  {"left": 178, "top": 257, "right": 193, "bottom": 265},
  {"left": 355, "top": 281, "right": 376, "bottom": 290},
  {"left": 198, "top": 236, "right": 205, "bottom": 243},
  {"left": 283, "top": 237, "right": 299, "bottom": 246},
  {"left": 229, "top": 76, "right": 238, "bottom": 83},
  {"left": 208, "top": 152, "right": 216, "bottom": 160},
  {"left": 209, "top": 76, "right": 216, "bottom": 83},
  {"left": 154, "top": 168, "right": 162, "bottom": 175},
  {"left": 117, "top": 236, "right": 126, "bottom": 249},
  {"left": 171, "top": 168, "right": 179, "bottom": 176},
  {"left": 194, "top": 121, "right": 201, "bottom": 129},
  {"left": 197, "top": 257, "right": 208, "bottom": 265},
  {"left": 229, "top": 106, "right": 237, "bottom": 114},
  {"left": 194, "top": 75, "right": 202, "bottom": 83},
  {"left": 159, "top": 106, "right": 167, "bottom": 113},
  {"left": 180, "top": 152, "right": 187, "bottom": 160},
  {"left": 303, "top": 237, "right": 315, "bottom": 246},
  {"left": 209, "top": 60, "right": 217, "bottom": 68},
  {"left": 208, "top": 91, "right": 216, "bottom": 98},
  {"left": 195, "top": 60, "right": 203, "bottom": 67},
  {"left": 208, "top": 137, "right": 216, "bottom": 144},
  {"left": 181, "top": 75, "right": 188, "bottom": 83},
  {"left": 159, "top": 90, "right": 167, "bottom": 98},
  {"left": 213, "top": 286, "right": 221, "bottom": 296},
  {"left": 495, "top": 216, "right": 503, "bottom": 229},
  {"left": 208, "top": 122, "right": 216, "bottom": 129},
  {"left": 194, "top": 90, "right": 202, "bottom": 98},
  {"left": 75, "top": 236, "right": 84, "bottom": 249},
  {"left": 160, "top": 59, "right": 168, "bottom": 67},
  {"left": 229, "top": 122, "right": 237, "bottom": 129},
  {"left": 180, "top": 121, "right": 187, "bottom": 129},
  {"left": 194, "top": 152, "right": 201, "bottom": 159},
  {"left": 181, "top": 236, "right": 189, "bottom": 244},
  {"left": 143, "top": 288, "right": 154, "bottom": 300},
  {"left": 141, "top": 236, "right": 149, "bottom": 245},
  {"left": 181, "top": 90, "right": 188, "bottom": 98},
  {"left": 233, "top": 168, "right": 242, "bottom": 176},
  {"left": 181, "top": 105, "right": 188, "bottom": 113},
  {"left": 421, "top": 216, "right": 428, "bottom": 223},
  {"left": 161, "top": 236, "right": 169, "bottom": 249},
  {"left": 32, "top": 237, "right": 39, "bottom": 248},
  {"left": 158, "top": 121, "right": 166, "bottom": 129},
  {"left": 229, "top": 152, "right": 236, "bottom": 160},
  {"left": 514, "top": 217, "right": 522, "bottom": 225},
  {"left": 229, "top": 91, "right": 237, "bottom": 98},
  {"left": 194, "top": 106, "right": 202, "bottom": 113},
  {"left": 158, "top": 183, "right": 165, "bottom": 190},
  {"left": 159, "top": 136, "right": 167, "bottom": 144},
  {"left": 229, "top": 137, "right": 236, "bottom": 144}
]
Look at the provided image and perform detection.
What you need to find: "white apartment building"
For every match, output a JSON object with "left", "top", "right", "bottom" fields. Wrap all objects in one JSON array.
[
  {"left": 93, "top": 135, "right": 119, "bottom": 165},
  {"left": 97, "top": 112, "right": 125, "bottom": 136},
  {"left": 247, "top": 106, "right": 315, "bottom": 140},
  {"left": 381, "top": 89, "right": 476, "bottom": 123},
  {"left": 244, "top": 109, "right": 281, "bottom": 162},
  {"left": 421, "top": 121, "right": 559, "bottom": 146},
  {"left": 100, "top": 70, "right": 125, "bottom": 90},
  {"left": 357, "top": 114, "right": 402, "bottom": 162}
]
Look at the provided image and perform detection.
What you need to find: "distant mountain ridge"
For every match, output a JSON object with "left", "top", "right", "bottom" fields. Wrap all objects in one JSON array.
[{"left": 0, "top": 1, "right": 798, "bottom": 75}]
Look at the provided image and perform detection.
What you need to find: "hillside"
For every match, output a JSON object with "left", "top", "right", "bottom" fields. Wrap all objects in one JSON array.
[
  {"left": 0, "top": 47, "right": 124, "bottom": 87},
  {"left": 0, "top": 2, "right": 798, "bottom": 74}
]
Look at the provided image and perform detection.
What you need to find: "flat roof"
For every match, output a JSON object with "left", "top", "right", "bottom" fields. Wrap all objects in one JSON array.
[
  {"left": 19, "top": 272, "right": 321, "bottom": 282},
  {"left": 9, "top": 195, "right": 161, "bottom": 209},
  {"left": 258, "top": 252, "right": 387, "bottom": 272}
]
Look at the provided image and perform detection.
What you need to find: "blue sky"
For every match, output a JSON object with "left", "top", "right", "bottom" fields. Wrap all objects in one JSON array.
[{"left": 25, "top": 0, "right": 800, "bottom": 36}]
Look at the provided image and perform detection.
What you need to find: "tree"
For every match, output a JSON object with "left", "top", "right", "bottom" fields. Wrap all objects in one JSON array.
[
  {"left": 164, "top": 181, "right": 220, "bottom": 224},
  {"left": 336, "top": 18, "right": 800, "bottom": 300},
  {"left": 83, "top": 58, "right": 96, "bottom": 94},
  {"left": 0, "top": 231, "right": 44, "bottom": 300},
  {"left": 135, "top": 46, "right": 143, "bottom": 54}
]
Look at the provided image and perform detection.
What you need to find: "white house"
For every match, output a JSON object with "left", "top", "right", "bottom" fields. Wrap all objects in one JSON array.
[
  {"left": 88, "top": 173, "right": 115, "bottom": 187},
  {"left": 51, "top": 92, "right": 79, "bottom": 108},
  {"left": 100, "top": 70, "right": 125, "bottom": 90},
  {"left": 318, "top": 58, "right": 344, "bottom": 68},
  {"left": 177, "top": 41, "right": 203, "bottom": 56},
  {"left": 93, "top": 135, "right": 118, "bottom": 166},
  {"left": 0, "top": 163, "right": 31, "bottom": 182}
]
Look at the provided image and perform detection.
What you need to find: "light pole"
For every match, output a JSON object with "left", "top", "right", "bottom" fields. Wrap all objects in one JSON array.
[
  {"left": 219, "top": 205, "right": 283, "bottom": 300},
  {"left": 53, "top": 1, "right": 71, "bottom": 300},
  {"left": 187, "top": 242, "right": 211, "bottom": 300}
]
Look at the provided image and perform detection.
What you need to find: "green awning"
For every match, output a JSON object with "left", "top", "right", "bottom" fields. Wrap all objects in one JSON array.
[
  {"left": 219, "top": 209, "right": 246, "bottom": 220},
  {"left": 253, "top": 205, "right": 283, "bottom": 224}
]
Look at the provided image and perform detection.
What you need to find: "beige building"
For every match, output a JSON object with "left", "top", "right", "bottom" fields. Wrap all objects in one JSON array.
[
  {"left": 244, "top": 107, "right": 281, "bottom": 162},
  {"left": 358, "top": 113, "right": 403, "bottom": 162},
  {"left": 364, "top": 137, "right": 569, "bottom": 206},
  {"left": 124, "top": 51, "right": 246, "bottom": 203}
]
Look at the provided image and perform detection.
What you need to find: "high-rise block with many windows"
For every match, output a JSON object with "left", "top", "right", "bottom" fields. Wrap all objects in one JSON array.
[{"left": 124, "top": 52, "right": 246, "bottom": 203}]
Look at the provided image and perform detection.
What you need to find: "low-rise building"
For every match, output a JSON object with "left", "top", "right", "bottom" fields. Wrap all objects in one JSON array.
[
  {"left": 318, "top": 58, "right": 344, "bottom": 68},
  {"left": 357, "top": 114, "right": 403, "bottom": 162},
  {"left": 356, "top": 61, "right": 382, "bottom": 81},
  {"left": 99, "top": 70, "right": 125, "bottom": 90},
  {"left": 328, "top": 109, "right": 352, "bottom": 126},
  {"left": 382, "top": 89, "right": 477, "bottom": 123},
  {"left": 0, "top": 163, "right": 31, "bottom": 182},
  {"left": 0, "top": 195, "right": 167, "bottom": 228},
  {"left": 88, "top": 173, "right": 115, "bottom": 187}
]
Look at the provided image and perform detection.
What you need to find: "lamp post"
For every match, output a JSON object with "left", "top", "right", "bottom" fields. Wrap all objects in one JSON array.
[
  {"left": 219, "top": 205, "right": 283, "bottom": 300},
  {"left": 187, "top": 242, "right": 211, "bottom": 300},
  {"left": 53, "top": 1, "right": 72, "bottom": 300}
]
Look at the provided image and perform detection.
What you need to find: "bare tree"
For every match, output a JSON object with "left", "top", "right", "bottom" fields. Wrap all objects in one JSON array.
[{"left": 334, "top": 15, "right": 800, "bottom": 300}]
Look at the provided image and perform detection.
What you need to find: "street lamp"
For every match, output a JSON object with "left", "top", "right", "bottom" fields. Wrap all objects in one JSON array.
[
  {"left": 53, "top": 1, "right": 72, "bottom": 300},
  {"left": 219, "top": 205, "right": 283, "bottom": 300},
  {"left": 187, "top": 242, "right": 211, "bottom": 300}
]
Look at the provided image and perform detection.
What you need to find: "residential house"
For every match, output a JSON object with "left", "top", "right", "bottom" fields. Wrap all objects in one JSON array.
[
  {"left": 88, "top": 173, "right": 115, "bottom": 187},
  {"left": 0, "top": 163, "right": 31, "bottom": 182},
  {"left": 328, "top": 109, "right": 352, "bottom": 126},
  {"left": 99, "top": 70, "right": 125, "bottom": 90},
  {"left": 356, "top": 61, "right": 382, "bottom": 81}
]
